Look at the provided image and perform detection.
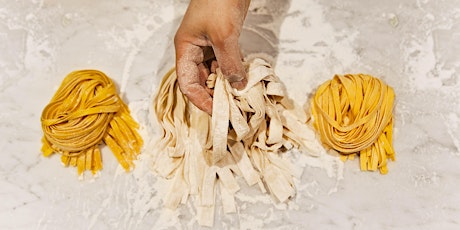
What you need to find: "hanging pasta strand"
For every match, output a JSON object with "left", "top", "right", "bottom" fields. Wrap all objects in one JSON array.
[
  {"left": 151, "top": 58, "right": 341, "bottom": 227},
  {"left": 41, "top": 70, "right": 143, "bottom": 176},
  {"left": 311, "top": 74, "right": 395, "bottom": 174}
]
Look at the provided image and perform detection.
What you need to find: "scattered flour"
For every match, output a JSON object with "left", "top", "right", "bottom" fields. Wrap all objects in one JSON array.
[
  {"left": 10, "top": 0, "right": 354, "bottom": 228},
  {"left": 1, "top": 0, "right": 458, "bottom": 228},
  {"left": 401, "top": 3, "right": 459, "bottom": 90},
  {"left": 122, "top": 0, "right": 348, "bottom": 228},
  {"left": 275, "top": 0, "right": 359, "bottom": 100},
  {"left": 100, "top": 5, "right": 176, "bottom": 95},
  {"left": 444, "top": 113, "right": 460, "bottom": 156}
]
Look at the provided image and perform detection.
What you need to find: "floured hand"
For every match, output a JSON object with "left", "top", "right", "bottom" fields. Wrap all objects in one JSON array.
[{"left": 174, "top": 0, "right": 250, "bottom": 114}]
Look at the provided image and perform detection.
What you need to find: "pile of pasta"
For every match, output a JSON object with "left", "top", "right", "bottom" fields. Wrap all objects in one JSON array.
[
  {"left": 311, "top": 74, "right": 395, "bottom": 174},
  {"left": 152, "top": 58, "right": 340, "bottom": 226},
  {"left": 41, "top": 70, "right": 143, "bottom": 176}
]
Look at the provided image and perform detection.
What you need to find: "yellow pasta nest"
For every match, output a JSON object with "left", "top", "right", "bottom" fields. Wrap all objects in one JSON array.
[
  {"left": 41, "top": 70, "right": 143, "bottom": 176},
  {"left": 311, "top": 74, "right": 395, "bottom": 174}
]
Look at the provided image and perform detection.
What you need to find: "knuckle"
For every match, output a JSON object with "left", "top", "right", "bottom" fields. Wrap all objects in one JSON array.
[
  {"left": 177, "top": 80, "right": 190, "bottom": 96},
  {"left": 174, "top": 33, "right": 182, "bottom": 47}
]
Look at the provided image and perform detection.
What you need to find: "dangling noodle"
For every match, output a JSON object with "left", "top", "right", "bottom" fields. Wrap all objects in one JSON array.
[
  {"left": 151, "top": 58, "right": 341, "bottom": 227},
  {"left": 41, "top": 70, "right": 143, "bottom": 176},
  {"left": 311, "top": 74, "right": 395, "bottom": 174}
]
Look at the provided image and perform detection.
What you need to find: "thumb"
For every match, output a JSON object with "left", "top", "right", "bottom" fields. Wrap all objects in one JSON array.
[{"left": 212, "top": 35, "right": 247, "bottom": 90}]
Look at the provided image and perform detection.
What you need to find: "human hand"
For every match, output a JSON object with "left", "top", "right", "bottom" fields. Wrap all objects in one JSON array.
[{"left": 174, "top": 0, "right": 250, "bottom": 114}]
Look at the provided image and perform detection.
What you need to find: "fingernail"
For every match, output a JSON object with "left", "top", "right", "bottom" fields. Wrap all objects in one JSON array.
[
  {"left": 228, "top": 74, "right": 245, "bottom": 83},
  {"left": 230, "top": 77, "right": 247, "bottom": 90}
]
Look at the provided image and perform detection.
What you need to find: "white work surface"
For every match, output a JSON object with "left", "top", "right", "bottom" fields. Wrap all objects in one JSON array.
[{"left": 1, "top": 0, "right": 459, "bottom": 229}]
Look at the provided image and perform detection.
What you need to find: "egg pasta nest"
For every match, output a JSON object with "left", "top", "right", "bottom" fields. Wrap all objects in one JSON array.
[
  {"left": 41, "top": 70, "right": 143, "bottom": 176},
  {"left": 311, "top": 74, "right": 396, "bottom": 174}
]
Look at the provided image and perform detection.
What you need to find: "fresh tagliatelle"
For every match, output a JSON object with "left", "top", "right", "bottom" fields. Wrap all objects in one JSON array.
[
  {"left": 151, "top": 58, "right": 341, "bottom": 227},
  {"left": 41, "top": 70, "right": 143, "bottom": 176},
  {"left": 311, "top": 74, "right": 395, "bottom": 174}
]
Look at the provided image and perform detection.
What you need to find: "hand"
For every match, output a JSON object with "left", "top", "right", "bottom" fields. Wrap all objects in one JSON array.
[{"left": 174, "top": 0, "right": 250, "bottom": 114}]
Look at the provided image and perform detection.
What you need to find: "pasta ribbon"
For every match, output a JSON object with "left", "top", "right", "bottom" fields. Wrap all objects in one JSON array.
[
  {"left": 151, "top": 58, "right": 339, "bottom": 226},
  {"left": 311, "top": 74, "right": 395, "bottom": 174},
  {"left": 41, "top": 70, "right": 143, "bottom": 176}
]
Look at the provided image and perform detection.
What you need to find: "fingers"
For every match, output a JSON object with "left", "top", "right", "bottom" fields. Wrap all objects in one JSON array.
[
  {"left": 210, "top": 60, "right": 219, "bottom": 74},
  {"left": 198, "top": 62, "right": 214, "bottom": 96},
  {"left": 175, "top": 43, "right": 213, "bottom": 114},
  {"left": 207, "top": 0, "right": 249, "bottom": 90},
  {"left": 177, "top": 59, "right": 213, "bottom": 114},
  {"left": 211, "top": 34, "right": 247, "bottom": 90},
  {"left": 173, "top": 0, "right": 251, "bottom": 115},
  {"left": 179, "top": 81, "right": 213, "bottom": 115}
]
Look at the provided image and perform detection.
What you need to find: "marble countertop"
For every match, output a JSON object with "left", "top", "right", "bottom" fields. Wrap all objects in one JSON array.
[{"left": 1, "top": 0, "right": 459, "bottom": 229}]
